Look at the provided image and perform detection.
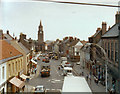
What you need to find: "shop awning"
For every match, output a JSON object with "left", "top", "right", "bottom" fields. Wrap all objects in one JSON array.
[
  {"left": 9, "top": 77, "right": 25, "bottom": 88},
  {"left": 20, "top": 74, "right": 30, "bottom": 80},
  {"left": 31, "top": 59, "right": 37, "bottom": 64}
]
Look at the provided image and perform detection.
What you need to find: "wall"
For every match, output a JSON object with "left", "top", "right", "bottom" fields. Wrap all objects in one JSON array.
[
  {"left": 6, "top": 56, "right": 23, "bottom": 80},
  {"left": 0, "top": 62, "right": 7, "bottom": 92}
]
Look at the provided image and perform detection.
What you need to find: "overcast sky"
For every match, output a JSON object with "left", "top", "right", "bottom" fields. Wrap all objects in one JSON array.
[{"left": 0, "top": 0, "right": 119, "bottom": 41}]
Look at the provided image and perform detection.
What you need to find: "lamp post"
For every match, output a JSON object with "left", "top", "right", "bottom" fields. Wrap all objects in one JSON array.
[
  {"left": 84, "top": 43, "right": 108, "bottom": 92},
  {"left": 118, "top": 12, "right": 120, "bottom": 94}
]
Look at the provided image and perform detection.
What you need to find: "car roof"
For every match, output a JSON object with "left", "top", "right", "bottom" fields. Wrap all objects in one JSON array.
[
  {"left": 64, "top": 67, "right": 72, "bottom": 70},
  {"left": 36, "top": 85, "right": 44, "bottom": 88}
]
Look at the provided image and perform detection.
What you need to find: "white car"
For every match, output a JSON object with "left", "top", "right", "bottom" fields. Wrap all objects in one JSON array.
[{"left": 34, "top": 85, "right": 46, "bottom": 93}]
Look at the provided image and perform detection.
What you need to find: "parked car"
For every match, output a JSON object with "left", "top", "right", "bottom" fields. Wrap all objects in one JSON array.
[
  {"left": 58, "top": 64, "right": 64, "bottom": 70},
  {"left": 54, "top": 56, "right": 58, "bottom": 60},
  {"left": 37, "top": 57, "right": 40, "bottom": 60},
  {"left": 34, "top": 85, "right": 46, "bottom": 94},
  {"left": 42, "top": 59, "right": 45, "bottom": 62},
  {"left": 45, "top": 57, "right": 49, "bottom": 63}
]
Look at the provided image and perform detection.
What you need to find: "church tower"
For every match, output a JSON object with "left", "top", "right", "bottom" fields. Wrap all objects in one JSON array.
[{"left": 38, "top": 20, "right": 44, "bottom": 43}]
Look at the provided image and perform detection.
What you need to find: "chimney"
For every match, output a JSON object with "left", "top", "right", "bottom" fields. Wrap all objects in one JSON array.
[
  {"left": 108, "top": 26, "right": 111, "bottom": 30},
  {"left": 115, "top": 11, "right": 120, "bottom": 24},
  {"left": 0, "top": 29, "right": 3, "bottom": 40},
  {"left": 96, "top": 27, "right": 101, "bottom": 33},
  {"left": 7, "top": 30, "right": 9, "bottom": 35},
  {"left": 102, "top": 22, "right": 107, "bottom": 35},
  {"left": 15, "top": 37, "right": 17, "bottom": 40}
]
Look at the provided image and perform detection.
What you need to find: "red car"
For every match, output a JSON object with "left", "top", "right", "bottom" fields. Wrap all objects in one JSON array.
[{"left": 42, "top": 59, "right": 45, "bottom": 62}]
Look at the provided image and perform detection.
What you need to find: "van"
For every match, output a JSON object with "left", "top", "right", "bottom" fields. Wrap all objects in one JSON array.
[{"left": 63, "top": 67, "right": 73, "bottom": 76}]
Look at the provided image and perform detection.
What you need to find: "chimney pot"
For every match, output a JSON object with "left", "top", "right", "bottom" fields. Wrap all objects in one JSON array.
[
  {"left": 102, "top": 22, "right": 107, "bottom": 35},
  {"left": 7, "top": 30, "right": 9, "bottom": 34},
  {"left": 0, "top": 29, "right": 3, "bottom": 40},
  {"left": 115, "top": 11, "right": 120, "bottom": 24}
]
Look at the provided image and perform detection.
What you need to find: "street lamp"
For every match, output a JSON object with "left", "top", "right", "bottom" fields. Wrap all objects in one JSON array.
[
  {"left": 92, "top": 43, "right": 108, "bottom": 92},
  {"left": 84, "top": 43, "right": 108, "bottom": 92}
]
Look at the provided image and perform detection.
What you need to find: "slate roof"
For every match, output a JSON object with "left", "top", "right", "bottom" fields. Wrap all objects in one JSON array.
[
  {"left": 4, "top": 34, "right": 13, "bottom": 40},
  {"left": 0, "top": 40, "right": 23, "bottom": 63},
  {"left": 80, "top": 40, "right": 88, "bottom": 45},
  {"left": 69, "top": 40, "right": 79, "bottom": 47},
  {"left": 102, "top": 24, "right": 119, "bottom": 38},
  {"left": 18, "top": 42, "right": 30, "bottom": 54}
]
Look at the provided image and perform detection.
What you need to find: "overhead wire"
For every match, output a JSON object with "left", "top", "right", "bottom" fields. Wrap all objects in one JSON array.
[{"left": 33, "top": 0, "right": 120, "bottom": 8}]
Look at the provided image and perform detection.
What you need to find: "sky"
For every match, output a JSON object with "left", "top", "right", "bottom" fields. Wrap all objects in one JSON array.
[{"left": 0, "top": 0, "right": 119, "bottom": 41}]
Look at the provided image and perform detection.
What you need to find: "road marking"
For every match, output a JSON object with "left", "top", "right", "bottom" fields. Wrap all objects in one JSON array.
[
  {"left": 54, "top": 66, "right": 61, "bottom": 76},
  {"left": 48, "top": 79, "right": 63, "bottom": 83}
]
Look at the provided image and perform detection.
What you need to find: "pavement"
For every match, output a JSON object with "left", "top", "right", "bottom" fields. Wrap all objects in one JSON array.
[{"left": 72, "top": 62, "right": 106, "bottom": 92}]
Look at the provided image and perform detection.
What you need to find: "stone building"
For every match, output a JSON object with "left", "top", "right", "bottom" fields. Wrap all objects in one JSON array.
[
  {"left": 0, "top": 40, "right": 25, "bottom": 93},
  {"left": 101, "top": 11, "right": 120, "bottom": 93},
  {"left": 35, "top": 20, "right": 45, "bottom": 52},
  {"left": 19, "top": 33, "right": 33, "bottom": 50}
]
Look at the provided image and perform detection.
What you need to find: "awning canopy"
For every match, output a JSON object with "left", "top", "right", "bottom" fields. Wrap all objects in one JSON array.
[
  {"left": 31, "top": 59, "right": 37, "bottom": 65},
  {"left": 9, "top": 77, "right": 25, "bottom": 88},
  {"left": 20, "top": 74, "right": 30, "bottom": 80}
]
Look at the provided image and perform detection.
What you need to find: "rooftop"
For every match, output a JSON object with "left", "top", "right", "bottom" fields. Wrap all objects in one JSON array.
[{"left": 0, "top": 40, "right": 23, "bottom": 63}]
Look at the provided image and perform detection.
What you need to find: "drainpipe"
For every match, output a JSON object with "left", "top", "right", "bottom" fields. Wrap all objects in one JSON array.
[{"left": 118, "top": 12, "right": 120, "bottom": 94}]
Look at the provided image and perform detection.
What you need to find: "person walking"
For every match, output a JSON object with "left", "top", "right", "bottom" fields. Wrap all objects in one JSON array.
[
  {"left": 86, "top": 74, "right": 88, "bottom": 81},
  {"left": 35, "top": 68, "right": 37, "bottom": 74},
  {"left": 89, "top": 74, "right": 91, "bottom": 85}
]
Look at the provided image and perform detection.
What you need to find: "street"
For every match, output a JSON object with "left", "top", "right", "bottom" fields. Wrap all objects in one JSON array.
[
  {"left": 27, "top": 57, "right": 64, "bottom": 92},
  {"left": 25, "top": 56, "right": 106, "bottom": 93}
]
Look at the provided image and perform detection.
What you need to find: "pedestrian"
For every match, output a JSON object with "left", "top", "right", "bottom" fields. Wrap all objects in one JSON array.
[
  {"left": 89, "top": 74, "right": 91, "bottom": 85},
  {"left": 35, "top": 68, "right": 37, "bottom": 74},
  {"left": 82, "top": 72, "right": 84, "bottom": 76},
  {"left": 96, "top": 77, "right": 99, "bottom": 85},
  {"left": 86, "top": 74, "right": 88, "bottom": 81}
]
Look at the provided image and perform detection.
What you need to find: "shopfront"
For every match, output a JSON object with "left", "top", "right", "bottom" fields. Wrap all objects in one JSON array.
[
  {"left": 20, "top": 74, "right": 30, "bottom": 81},
  {"left": 31, "top": 59, "right": 37, "bottom": 73},
  {"left": 0, "top": 83, "right": 7, "bottom": 94},
  {"left": 8, "top": 77, "right": 25, "bottom": 93}
]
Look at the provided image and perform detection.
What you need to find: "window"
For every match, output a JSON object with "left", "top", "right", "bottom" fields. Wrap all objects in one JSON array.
[
  {"left": 16, "top": 62, "right": 17, "bottom": 72},
  {"left": 115, "top": 42, "right": 118, "bottom": 62},
  {"left": 108, "top": 42, "right": 110, "bottom": 58},
  {"left": 19, "top": 60, "right": 20, "bottom": 70},
  {"left": 9, "top": 64, "right": 11, "bottom": 76},
  {"left": 12, "top": 63, "right": 14, "bottom": 73},
  {"left": 2, "top": 66, "right": 4, "bottom": 79},
  {"left": 111, "top": 42, "right": 114, "bottom": 61},
  {"left": 27, "top": 57, "right": 28, "bottom": 62},
  {"left": 0, "top": 68, "right": 1, "bottom": 82},
  {"left": 105, "top": 42, "right": 107, "bottom": 53},
  {"left": 21, "top": 59, "right": 22, "bottom": 68},
  {"left": 18, "top": 60, "right": 19, "bottom": 71}
]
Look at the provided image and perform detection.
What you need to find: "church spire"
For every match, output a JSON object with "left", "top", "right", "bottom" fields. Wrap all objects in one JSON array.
[
  {"left": 39, "top": 20, "right": 43, "bottom": 31},
  {"left": 40, "top": 20, "right": 42, "bottom": 27}
]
